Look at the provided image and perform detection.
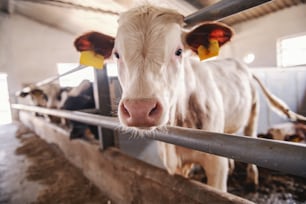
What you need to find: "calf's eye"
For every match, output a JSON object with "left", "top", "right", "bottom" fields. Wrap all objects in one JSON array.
[
  {"left": 175, "top": 48, "right": 182, "bottom": 56},
  {"left": 114, "top": 52, "right": 120, "bottom": 59}
]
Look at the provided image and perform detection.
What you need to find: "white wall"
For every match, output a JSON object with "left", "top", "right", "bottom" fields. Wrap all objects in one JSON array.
[
  {"left": 0, "top": 12, "right": 78, "bottom": 96},
  {"left": 251, "top": 67, "right": 306, "bottom": 133},
  {"left": 220, "top": 4, "right": 306, "bottom": 67}
]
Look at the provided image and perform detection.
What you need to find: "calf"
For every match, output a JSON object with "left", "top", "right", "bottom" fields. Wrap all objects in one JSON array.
[
  {"left": 259, "top": 122, "right": 306, "bottom": 143},
  {"left": 59, "top": 80, "right": 97, "bottom": 140},
  {"left": 74, "top": 5, "right": 305, "bottom": 192},
  {"left": 18, "top": 83, "right": 70, "bottom": 123}
]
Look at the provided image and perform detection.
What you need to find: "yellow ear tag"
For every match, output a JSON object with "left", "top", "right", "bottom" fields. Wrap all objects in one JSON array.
[
  {"left": 80, "top": 51, "right": 104, "bottom": 69},
  {"left": 197, "top": 39, "right": 220, "bottom": 61}
]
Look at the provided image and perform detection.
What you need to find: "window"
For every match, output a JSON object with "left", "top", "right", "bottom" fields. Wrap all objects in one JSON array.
[
  {"left": 57, "top": 63, "right": 118, "bottom": 87},
  {"left": 277, "top": 34, "right": 306, "bottom": 67},
  {"left": 107, "top": 63, "right": 118, "bottom": 77},
  {"left": 57, "top": 63, "right": 95, "bottom": 87},
  {"left": 0, "top": 73, "right": 12, "bottom": 125}
]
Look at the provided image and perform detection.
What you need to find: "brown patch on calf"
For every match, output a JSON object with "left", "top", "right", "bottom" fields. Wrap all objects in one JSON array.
[
  {"left": 174, "top": 114, "right": 184, "bottom": 127},
  {"left": 180, "top": 93, "right": 206, "bottom": 129}
]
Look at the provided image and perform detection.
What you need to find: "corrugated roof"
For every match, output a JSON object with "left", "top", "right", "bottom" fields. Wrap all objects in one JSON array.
[
  {"left": 8, "top": 0, "right": 306, "bottom": 35},
  {"left": 217, "top": 0, "right": 306, "bottom": 25}
]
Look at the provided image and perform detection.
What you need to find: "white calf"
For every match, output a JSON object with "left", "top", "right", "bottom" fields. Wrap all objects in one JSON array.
[{"left": 74, "top": 5, "right": 305, "bottom": 192}]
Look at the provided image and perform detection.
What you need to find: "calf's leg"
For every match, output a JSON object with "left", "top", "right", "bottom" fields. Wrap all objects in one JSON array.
[
  {"left": 243, "top": 100, "right": 259, "bottom": 188},
  {"left": 200, "top": 154, "right": 228, "bottom": 192}
]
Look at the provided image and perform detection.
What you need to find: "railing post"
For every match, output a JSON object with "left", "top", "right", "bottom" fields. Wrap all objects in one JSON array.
[{"left": 93, "top": 65, "right": 115, "bottom": 149}]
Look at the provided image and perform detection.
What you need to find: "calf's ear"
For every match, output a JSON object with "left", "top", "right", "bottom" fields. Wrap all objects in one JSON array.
[
  {"left": 18, "top": 91, "right": 29, "bottom": 97},
  {"left": 74, "top": 32, "right": 115, "bottom": 59},
  {"left": 183, "top": 22, "right": 233, "bottom": 60},
  {"left": 30, "top": 89, "right": 46, "bottom": 99}
]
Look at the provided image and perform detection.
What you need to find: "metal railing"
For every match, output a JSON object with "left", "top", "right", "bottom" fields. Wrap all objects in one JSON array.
[
  {"left": 184, "top": 0, "right": 271, "bottom": 26},
  {"left": 12, "top": 103, "right": 306, "bottom": 178}
]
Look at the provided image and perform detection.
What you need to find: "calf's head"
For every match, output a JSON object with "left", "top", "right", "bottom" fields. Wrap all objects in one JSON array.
[
  {"left": 75, "top": 5, "right": 232, "bottom": 130},
  {"left": 18, "top": 83, "right": 64, "bottom": 109}
]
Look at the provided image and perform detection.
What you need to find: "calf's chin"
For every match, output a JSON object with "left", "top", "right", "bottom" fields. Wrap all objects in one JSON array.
[{"left": 118, "top": 123, "right": 169, "bottom": 139}]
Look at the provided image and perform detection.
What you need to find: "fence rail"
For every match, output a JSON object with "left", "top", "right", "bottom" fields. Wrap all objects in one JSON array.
[
  {"left": 12, "top": 103, "right": 306, "bottom": 178},
  {"left": 184, "top": 0, "right": 271, "bottom": 26}
]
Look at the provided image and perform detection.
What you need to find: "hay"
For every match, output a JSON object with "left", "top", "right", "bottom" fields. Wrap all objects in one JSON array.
[{"left": 15, "top": 125, "right": 112, "bottom": 204}]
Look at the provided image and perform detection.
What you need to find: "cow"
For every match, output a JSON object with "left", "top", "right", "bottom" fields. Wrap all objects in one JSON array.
[
  {"left": 59, "top": 80, "right": 98, "bottom": 140},
  {"left": 259, "top": 122, "right": 306, "bottom": 143},
  {"left": 18, "top": 80, "right": 98, "bottom": 140},
  {"left": 73, "top": 5, "right": 306, "bottom": 192},
  {"left": 17, "top": 83, "right": 71, "bottom": 123}
]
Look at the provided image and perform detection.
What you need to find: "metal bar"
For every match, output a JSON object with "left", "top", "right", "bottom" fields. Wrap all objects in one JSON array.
[
  {"left": 12, "top": 104, "right": 306, "bottom": 178},
  {"left": 151, "top": 127, "right": 306, "bottom": 178},
  {"left": 93, "top": 66, "right": 115, "bottom": 149},
  {"left": 18, "top": 65, "right": 87, "bottom": 93},
  {"left": 184, "top": 0, "right": 271, "bottom": 26},
  {"left": 13, "top": 104, "right": 119, "bottom": 129},
  {"left": 36, "top": 64, "right": 87, "bottom": 86}
]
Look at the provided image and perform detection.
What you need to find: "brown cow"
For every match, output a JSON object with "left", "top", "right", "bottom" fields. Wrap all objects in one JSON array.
[
  {"left": 259, "top": 122, "right": 306, "bottom": 143},
  {"left": 74, "top": 5, "right": 306, "bottom": 192},
  {"left": 18, "top": 83, "right": 70, "bottom": 123}
]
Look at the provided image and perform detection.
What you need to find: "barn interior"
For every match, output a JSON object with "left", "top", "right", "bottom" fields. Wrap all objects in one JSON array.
[{"left": 0, "top": 0, "right": 306, "bottom": 203}]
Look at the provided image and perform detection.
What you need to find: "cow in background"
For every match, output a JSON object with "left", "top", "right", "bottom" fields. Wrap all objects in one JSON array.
[
  {"left": 18, "top": 83, "right": 71, "bottom": 123},
  {"left": 59, "top": 80, "right": 98, "bottom": 140},
  {"left": 259, "top": 122, "right": 306, "bottom": 143},
  {"left": 74, "top": 5, "right": 306, "bottom": 192},
  {"left": 18, "top": 80, "right": 98, "bottom": 140}
]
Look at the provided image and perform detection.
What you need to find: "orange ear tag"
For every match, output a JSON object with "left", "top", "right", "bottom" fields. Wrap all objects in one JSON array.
[
  {"left": 197, "top": 39, "right": 220, "bottom": 61},
  {"left": 80, "top": 51, "right": 104, "bottom": 69}
]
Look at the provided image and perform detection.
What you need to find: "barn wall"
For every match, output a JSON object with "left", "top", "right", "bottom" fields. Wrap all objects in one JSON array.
[
  {"left": 220, "top": 4, "right": 306, "bottom": 67},
  {"left": 0, "top": 12, "right": 78, "bottom": 95},
  {"left": 252, "top": 67, "right": 306, "bottom": 133}
]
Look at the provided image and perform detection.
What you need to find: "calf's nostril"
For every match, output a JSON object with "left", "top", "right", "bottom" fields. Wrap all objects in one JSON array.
[
  {"left": 149, "top": 103, "right": 159, "bottom": 117},
  {"left": 119, "top": 99, "right": 162, "bottom": 127},
  {"left": 121, "top": 103, "right": 130, "bottom": 117}
]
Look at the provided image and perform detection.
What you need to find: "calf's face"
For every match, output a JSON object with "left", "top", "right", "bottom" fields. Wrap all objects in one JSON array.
[
  {"left": 74, "top": 6, "right": 233, "bottom": 130},
  {"left": 19, "top": 84, "right": 63, "bottom": 109},
  {"left": 114, "top": 9, "right": 185, "bottom": 129}
]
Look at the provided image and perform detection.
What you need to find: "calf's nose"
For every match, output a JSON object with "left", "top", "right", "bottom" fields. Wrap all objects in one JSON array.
[{"left": 120, "top": 98, "right": 162, "bottom": 127}]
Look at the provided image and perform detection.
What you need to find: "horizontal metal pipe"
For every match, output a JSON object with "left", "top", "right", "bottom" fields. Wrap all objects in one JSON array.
[
  {"left": 151, "top": 127, "right": 306, "bottom": 178},
  {"left": 16, "top": 65, "right": 87, "bottom": 94},
  {"left": 12, "top": 104, "right": 119, "bottom": 129},
  {"left": 184, "top": 0, "right": 271, "bottom": 26},
  {"left": 36, "top": 65, "right": 87, "bottom": 87},
  {"left": 12, "top": 104, "right": 306, "bottom": 178}
]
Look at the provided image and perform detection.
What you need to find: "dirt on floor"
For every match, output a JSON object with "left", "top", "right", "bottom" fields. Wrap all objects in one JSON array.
[
  {"left": 187, "top": 156, "right": 306, "bottom": 204},
  {"left": 15, "top": 125, "right": 112, "bottom": 204},
  {"left": 228, "top": 163, "right": 306, "bottom": 204}
]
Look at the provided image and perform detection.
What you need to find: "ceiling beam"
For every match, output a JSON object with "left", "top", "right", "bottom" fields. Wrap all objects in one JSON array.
[{"left": 0, "top": 0, "right": 14, "bottom": 14}]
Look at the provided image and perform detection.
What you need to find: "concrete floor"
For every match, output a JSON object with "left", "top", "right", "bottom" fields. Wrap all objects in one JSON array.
[
  {"left": 0, "top": 123, "right": 41, "bottom": 204},
  {"left": 0, "top": 122, "right": 164, "bottom": 204}
]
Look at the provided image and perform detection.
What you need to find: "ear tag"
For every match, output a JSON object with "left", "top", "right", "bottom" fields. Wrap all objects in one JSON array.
[
  {"left": 80, "top": 51, "right": 104, "bottom": 69},
  {"left": 197, "top": 39, "right": 220, "bottom": 61}
]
